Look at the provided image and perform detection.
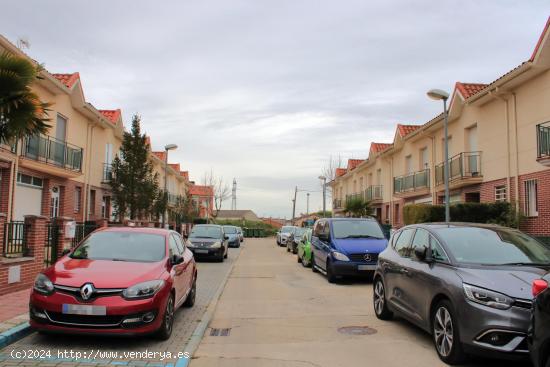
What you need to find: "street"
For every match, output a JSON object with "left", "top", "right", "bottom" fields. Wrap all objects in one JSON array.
[
  {"left": 189, "top": 238, "right": 530, "bottom": 367},
  {"left": 0, "top": 247, "right": 240, "bottom": 366}
]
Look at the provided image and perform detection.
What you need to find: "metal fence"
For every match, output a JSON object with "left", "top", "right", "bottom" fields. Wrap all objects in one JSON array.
[
  {"left": 21, "top": 134, "right": 83, "bottom": 172},
  {"left": 435, "top": 151, "right": 482, "bottom": 186},
  {"left": 71, "top": 223, "right": 99, "bottom": 248},
  {"left": 537, "top": 123, "right": 550, "bottom": 159},
  {"left": 3, "top": 221, "right": 29, "bottom": 257},
  {"left": 44, "top": 223, "right": 59, "bottom": 267},
  {"left": 394, "top": 169, "right": 430, "bottom": 193}
]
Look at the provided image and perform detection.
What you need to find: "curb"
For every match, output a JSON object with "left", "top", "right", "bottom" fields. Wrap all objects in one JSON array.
[
  {"left": 0, "top": 322, "right": 31, "bottom": 349},
  {"left": 175, "top": 246, "right": 242, "bottom": 367}
]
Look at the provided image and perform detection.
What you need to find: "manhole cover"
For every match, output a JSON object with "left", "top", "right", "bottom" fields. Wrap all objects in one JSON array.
[{"left": 337, "top": 326, "right": 377, "bottom": 335}]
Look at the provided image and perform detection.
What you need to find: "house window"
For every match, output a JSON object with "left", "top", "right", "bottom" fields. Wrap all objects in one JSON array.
[
  {"left": 74, "top": 187, "right": 82, "bottom": 213},
  {"left": 394, "top": 203, "right": 400, "bottom": 224},
  {"left": 420, "top": 147, "right": 428, "bottom": 169},
  {"left": 17, "top": 173, "right": 43, "bottom": 188},
  {"left": 524, "top": 180, "right": 538, "bottom": 217},
  {"left": 405, "top": 155, "right": 413, "bottom": 174},
  {"left": 495, "top": 185, "right": 507, "bottom": 202}
]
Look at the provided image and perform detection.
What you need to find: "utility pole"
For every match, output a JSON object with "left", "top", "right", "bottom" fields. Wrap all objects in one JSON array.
[
  {"left": 318, "top": 176, "right": 327, "bottom": 217},
  {"left": 306, "top": 193, "right": 310, "bottom": 215},
  {"left": 291, "top": 186, "right": 297, "bottom": 225},
  {"left": 231, "top": 178, "right": 237, "bottom": 210}
]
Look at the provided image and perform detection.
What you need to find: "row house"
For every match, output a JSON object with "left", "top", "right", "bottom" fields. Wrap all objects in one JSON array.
[
  {"left": 188, "top": 184, "right": 214, "bottom": 220},
  {"left": 330, "top": 17, "right": 550, "bottom": 238}
]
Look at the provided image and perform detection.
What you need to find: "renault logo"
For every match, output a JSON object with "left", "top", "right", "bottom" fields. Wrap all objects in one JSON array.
[
  {"left": 80, "top": 283, "right": 95, "bottom": 300},
  {"left": 364, "top": 254, "right": 372, "bottom": 262}
]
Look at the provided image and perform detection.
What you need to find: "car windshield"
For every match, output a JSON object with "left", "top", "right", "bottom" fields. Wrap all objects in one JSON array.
[
  {"left": 332, "top": 220, "right": 385, "bottom": 239},
  {"left": 70, "top": 232, "right": 165, "bottom": 262},
  {"left": 190, "top": 226, "right": 222, "bottom": 239},
  {"left": 435, "top": 227, "right": 550, "bottom": 265},
  {"left": 294, "top": 228, "right": 306, "bottom": 237},
  {"left": 281, "top": 226, "right": 294, "bottom": 233},
  {"left": 223, "top": 226, "right": 238, "bottom": 234}
]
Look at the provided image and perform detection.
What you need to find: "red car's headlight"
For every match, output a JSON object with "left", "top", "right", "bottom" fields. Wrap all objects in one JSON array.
[
  {"left": 122, "top": 280, "right": 165, "bottom": 300},
  {"left": 34, "top": 273, "right": 54, "bottom": 295}
]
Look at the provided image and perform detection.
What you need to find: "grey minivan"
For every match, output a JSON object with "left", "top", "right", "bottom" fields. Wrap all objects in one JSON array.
[{"left": 373, "top": 223, "right": 550, "bottom": 364}]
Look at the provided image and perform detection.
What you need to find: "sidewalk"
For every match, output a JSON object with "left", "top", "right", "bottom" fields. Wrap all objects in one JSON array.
[{"left": 0, "top": 289, "right": 30, "bottom": 334}]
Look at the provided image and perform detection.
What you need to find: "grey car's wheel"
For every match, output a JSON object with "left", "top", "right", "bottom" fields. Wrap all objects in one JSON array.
[
  {"left": 156, "top": 294, "right": 175, "bottom": 340},
  {"left": 373, "top": 278, "right": 393, "bottom": 320},
  {"left": 432, "top": 300, "right": 466, "bottom": 365}
]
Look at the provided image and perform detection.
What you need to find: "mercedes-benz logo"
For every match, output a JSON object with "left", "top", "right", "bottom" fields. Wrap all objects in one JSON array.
[
  {"left": 364, "top": 254, "right": 372, "bottom": 262},
  {"left": 80, "top": 283, "right": 95, "bottom": 300}
]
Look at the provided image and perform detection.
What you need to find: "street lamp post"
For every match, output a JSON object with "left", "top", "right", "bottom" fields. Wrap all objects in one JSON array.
[
  {"left": 427, "top": 89, "right": 450, "bottom": 224},
  {"left": 318, "top": 176, "right": 327, "bottom": 217},
  {"left": 162, "top": 143, "right": 178, "bottom": 228}
]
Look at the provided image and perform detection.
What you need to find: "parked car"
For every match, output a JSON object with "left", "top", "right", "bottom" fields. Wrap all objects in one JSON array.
[
  {"left": 287, "top": 227, "right": 307, "bottom": 254},
  {"left": 223, "top": 225, "right": 241, "bottom": 248},
  {"left": 297, "top": 228, "right": 313, "bottom": 267},
  {"left": 373, "top": 223, "right": 550, "bottom": 364},
  {"left": 30, "top": 227, "right": 196, "bottom": 340},
  {"left": 186, "top": 224, "right": 229, "bottom": 261},
  {"left": 276, "top": 226, "right": 296, "bottom": 247},
  {"left": 236, "top": 227, "right": 244, "bottom": 242},
  {"left": 529, "top": 274, "right": 550, "bottom": 367},
  {"left": 310, "top": 218, "right": 387, "bottom": 282}
]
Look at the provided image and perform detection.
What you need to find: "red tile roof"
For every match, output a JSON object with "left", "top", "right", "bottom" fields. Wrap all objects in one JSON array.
[
  {"left": 99, "top": 109, "right": 121, "bottom": 124},
  {"left": 52, "top": 72, "right": 80, "bottom": 88},
  {"left": 180, "top": 171, "right": 189, "bottom": 180},
  {"left": 335, "top": 168, "right": 347, "bottom": 177},
  {"left": 347, "top": 159, "right": 364, "bottom": 171},
  {"left": 189, "top": 185, "right": 213, "bottom": 196},
  {"left": 152, "top": 151, "right": 166, "bottom": 161},
  {"left": 455, "top": 82, "right": 488, "bottom": 99},
  {"left": 397, "top": 124, "right": 421, "bottom": 137},
  {"left": 370, "top": 143, "right": 392, "bottom": 153},
  {"left": 169, "top": 163, "right": 180, "bottom": 172}
]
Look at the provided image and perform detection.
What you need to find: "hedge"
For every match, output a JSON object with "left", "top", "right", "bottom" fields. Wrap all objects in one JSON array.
[{"left": 403, "top": 202, "right": 520, "bottom": 227}]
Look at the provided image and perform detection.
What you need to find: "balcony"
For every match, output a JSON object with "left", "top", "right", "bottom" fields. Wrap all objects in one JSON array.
[
  {"left": 346, "top": 192, "right": 364, "bottom": 203},
  {"left": 435, "top": 151, "right": 482, "bottom": 189},
  {"left": 366, "top": 185, "right": 383, "bottom": 203},
  {"left": 20, "top": 134, "right": 83, "bottom": 177},
  {"left": 537, "top": 122, "right": 550, "bottom": 166},
  {"left": 333, "top": 199, "right": 343, "bottom": 210},
  {"left": 167, "top": 192, "right": 179, "bottom": 206},
  {"left": 102, "top": 163, "right": 112, "bottom": 183},
  {"left": 393, "top": 169, "right": 430, "bottom": 198}
]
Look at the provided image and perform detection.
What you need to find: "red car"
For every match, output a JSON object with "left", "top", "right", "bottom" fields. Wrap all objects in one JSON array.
[{"left": 30, "top": 227, "right": 196, "bottom": 339}]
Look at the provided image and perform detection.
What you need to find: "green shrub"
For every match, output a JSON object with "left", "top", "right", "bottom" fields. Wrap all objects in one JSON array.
[{"left": 403, "top": 202, "right": 521, "bottom": 228}]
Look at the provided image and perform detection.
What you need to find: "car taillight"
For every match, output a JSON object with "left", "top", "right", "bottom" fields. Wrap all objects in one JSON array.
[{"left": 532, "top": 279, "right": 548, "bottom": 297}]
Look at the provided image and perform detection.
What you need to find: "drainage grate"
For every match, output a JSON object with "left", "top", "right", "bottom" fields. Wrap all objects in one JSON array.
[
  {"left": 210, "top": 328, "right": 231, "bottom": 336},
  {"left": 337, "top": 326, "right": 377, "bottom": 335}
]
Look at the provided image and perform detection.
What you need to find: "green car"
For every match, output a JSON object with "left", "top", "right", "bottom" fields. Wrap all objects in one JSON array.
[{"left": 297, "top": 228, "right": 313, "bottom": 267}]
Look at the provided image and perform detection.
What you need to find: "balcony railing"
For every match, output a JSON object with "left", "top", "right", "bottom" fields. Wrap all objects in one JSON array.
[
  {"left": 366, "top": 185, "right": 383, "bottom": 201},
  {"left": 537, "top": 122, "right": 550, "bottom": 159},
  {"left": 435, "top": 151, "right": 482, "bottom": 186},
  {"left": 394, "top": 169, "right": 430, "bottom": 194},
  {"left": 102, "top": 163, "right": 113, "bottom": 183},
  {"left": 346, "top": 192, "right": 364, "bottom": 203},
  {"left": 333, "top": 199, "right": 343, "bottom": 209},
  {"left": 21, "top": 134, "right": 83, "bottom": 172}
]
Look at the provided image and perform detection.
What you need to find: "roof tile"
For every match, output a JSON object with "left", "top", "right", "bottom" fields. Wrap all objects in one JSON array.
[
  {"left": 99, "top": 109, "right": 121, "bottom": 124},
  {"left": 397, "top": 124, "right": 421, "bottom": 137},
  {"left": 455, "top": 82, "right": 488, "bottom": 99},
  {"left": 52, "top": 72, "right": 80, "bottom": 88}
]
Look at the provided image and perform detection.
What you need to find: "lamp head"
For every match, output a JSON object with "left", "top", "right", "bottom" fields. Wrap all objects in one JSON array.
[
  {"left": 165, "top": 144, "right": 178, "bottom": 151},
  {"left": 318, "top": 175, "right": 326, "bottom": 180},
  {"left": 427, "top": 89, "right": 449, "bottom": 101}
]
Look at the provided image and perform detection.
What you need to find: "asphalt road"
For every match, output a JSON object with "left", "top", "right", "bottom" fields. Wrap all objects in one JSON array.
[
  {"left": 0, "top": 246, "right": 241, "bottom": 367},
  {"left": 189, "top": 238, "right": 531, "bottom": 367}
]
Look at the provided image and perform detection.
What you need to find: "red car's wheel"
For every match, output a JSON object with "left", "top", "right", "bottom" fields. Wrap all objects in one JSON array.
[
  {"left": 183, "top": 277, "right": 196, "bottom": 308},
  {"left": 156, "top": 294, "right": 175, "bottom": 340}
]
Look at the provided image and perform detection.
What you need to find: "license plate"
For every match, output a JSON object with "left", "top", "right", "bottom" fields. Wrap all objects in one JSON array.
[
  {"left": 194, "top": 249, "right": 209, "bottom": 254},
  {"left": 358, "top": 265, "right": 376, "bottom": 271},
  {"left": 62, "top": 304, "right": 106, "bottom": 316}
]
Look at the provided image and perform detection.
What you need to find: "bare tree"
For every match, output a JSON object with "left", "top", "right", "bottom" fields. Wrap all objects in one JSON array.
[
  {"left": 202, "top": 170, "right": 231, "bottom": 218},
  {"left": 321, "top": 154, "right": 344, "bottom": 182}
]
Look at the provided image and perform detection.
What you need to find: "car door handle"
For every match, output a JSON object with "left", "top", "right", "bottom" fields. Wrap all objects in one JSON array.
[{"left": 400, "top": 268, "right": 409, "bottom": 275}]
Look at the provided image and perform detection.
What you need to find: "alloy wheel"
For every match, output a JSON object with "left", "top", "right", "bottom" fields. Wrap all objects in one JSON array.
[
  {"left": 164, "top": 296, "right": 174, "bottom": 334},
  {"left": 434, "top": 306, "right": 453, "bottom": 357},
  {"left": 373, "top": 280, "right": 385, "bottom": 316}
]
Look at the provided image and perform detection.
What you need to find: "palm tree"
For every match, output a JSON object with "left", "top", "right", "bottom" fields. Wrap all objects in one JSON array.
[
  {"left": 0, "top": 51, "right": 51, "bottom": 143},
  {"left": 344, "top": 197, "right": 374, "bottom": 218}
]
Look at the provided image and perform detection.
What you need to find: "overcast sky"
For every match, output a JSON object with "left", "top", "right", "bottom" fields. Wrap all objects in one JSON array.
[{"left": 2, "top": 1, "right": 548, "bottom": 218}]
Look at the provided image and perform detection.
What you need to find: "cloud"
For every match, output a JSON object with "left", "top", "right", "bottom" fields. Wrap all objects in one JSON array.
[{"left": 2, "top": 1, "right": 548, "bottom": 217}]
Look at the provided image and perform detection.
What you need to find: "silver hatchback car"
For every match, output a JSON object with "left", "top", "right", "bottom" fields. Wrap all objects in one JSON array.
[{"left": 373, "top": 223, "right": 550, "bottom": 364}]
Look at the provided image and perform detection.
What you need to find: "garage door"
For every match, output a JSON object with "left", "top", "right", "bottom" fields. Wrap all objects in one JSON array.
[{"left": 14, "top": 184, "right": 43, "bottom": 221}]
